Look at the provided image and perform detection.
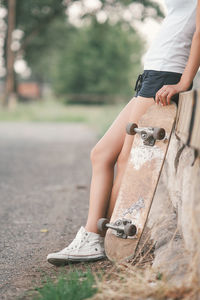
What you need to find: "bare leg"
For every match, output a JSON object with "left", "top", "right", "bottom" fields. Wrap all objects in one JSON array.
[
  {"left": 106, "top": 96, "right": 155, "bottom": 219},
  {"left": 85, "top": 96, "right": 155, "bottom": 233}
]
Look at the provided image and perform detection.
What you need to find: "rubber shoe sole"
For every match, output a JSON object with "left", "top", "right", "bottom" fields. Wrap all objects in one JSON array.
[{"left": 47, "top": 254, "right": 106, "bottom": 266}]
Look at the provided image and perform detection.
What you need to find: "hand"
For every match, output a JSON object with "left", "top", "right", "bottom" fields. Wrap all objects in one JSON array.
[{"left": 155, "top": 83, "right": 182, "bottom": 106}]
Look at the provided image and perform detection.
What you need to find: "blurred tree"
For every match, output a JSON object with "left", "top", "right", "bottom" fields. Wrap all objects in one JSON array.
[
  {"left": 45, "top": 18, "right": 144, "bottom": 101},
  {"left": 15, "top": 0, "right": 67, "bottom": 56},
  {"left": 2, "top": 0, "right": 164, "bottom": 105},
  {"left": 4, "top": 0, "right": 16, "bottom": 107},
  {"left": 2, "top": 0, "right": 67, "bottom": 105}
]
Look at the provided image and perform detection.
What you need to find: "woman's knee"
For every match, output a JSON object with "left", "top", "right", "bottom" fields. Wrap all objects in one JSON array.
[
  {"left": 90, "top": 144, "right": 116, "bottom": 167},
  {"left": 90, "top": 146, "right": 99, "bottom": 163}
]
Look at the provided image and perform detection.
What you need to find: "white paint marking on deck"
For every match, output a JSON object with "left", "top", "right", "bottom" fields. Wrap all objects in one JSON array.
[
  {"left": 122, "top": 197, "right": 145, "bottom": 217},
  {"left": 122, "top": 197, "right": 145, "bottom": 230},
  {"left": 130, "top": 144, "right": 164, "bottom": 170},
  {"left": 114, "top": 193, "right": 144, "bottom": 230}
]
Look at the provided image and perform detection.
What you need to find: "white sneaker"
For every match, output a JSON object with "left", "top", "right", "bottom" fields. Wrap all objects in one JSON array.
[{"left": 47, "top": 227, "right": 105, "bottom": 265}]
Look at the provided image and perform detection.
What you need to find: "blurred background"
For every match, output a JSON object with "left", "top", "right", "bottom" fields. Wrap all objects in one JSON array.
[
  {"left": 1, "top": 2, "right": 200, "bottom": 298},
  {"left": 0, "top": 0, "right": 166, "bottom": 133}
]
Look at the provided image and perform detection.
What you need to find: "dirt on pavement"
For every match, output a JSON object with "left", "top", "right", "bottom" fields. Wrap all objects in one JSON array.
[{"left": 0, "top": 122, "right": 109, "bottom": 300}]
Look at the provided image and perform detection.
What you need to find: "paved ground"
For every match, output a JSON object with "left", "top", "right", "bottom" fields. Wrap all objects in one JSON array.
[{"left": 0, "top": 122, "right": 99, "bottom": 299}]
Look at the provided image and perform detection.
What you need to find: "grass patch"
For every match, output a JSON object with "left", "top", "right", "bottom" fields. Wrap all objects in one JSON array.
[
  {"left": 0, "top": 99, "right": 87, "bottom": 123},
  {"left": 91, "top": 264, "right": 199, "bottom": 300},
  {"left": 34, "top": 270, "right": 97, "bottom": 300},
  {"left": 0, "top": 98, "right": 125, "bottom": 137}
]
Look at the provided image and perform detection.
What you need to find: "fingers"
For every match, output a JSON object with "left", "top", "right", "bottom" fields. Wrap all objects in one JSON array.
[
  {"left": 156, "top": 86, "right": 169, "bottom": 106},
  {"left": 160, "top": 90, "right": 169, "bottom": 106},
  {"left": 167, "top": 93, "right": 173, "bottom": 105},
  {"left": 156, "top": 85, "right": 176, "bottom": 106},
  {"left": 155, "top": 86, "right": 166, "bottom": 104}
]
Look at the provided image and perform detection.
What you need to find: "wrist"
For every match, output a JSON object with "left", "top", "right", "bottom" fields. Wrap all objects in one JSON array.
[{"left": 177, "top": 80, "right": 191, "bottom": 92}]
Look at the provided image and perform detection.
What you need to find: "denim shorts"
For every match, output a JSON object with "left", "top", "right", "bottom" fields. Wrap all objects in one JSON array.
[{"left": 134, "top": 70, "right": 192, "bottom": 105}]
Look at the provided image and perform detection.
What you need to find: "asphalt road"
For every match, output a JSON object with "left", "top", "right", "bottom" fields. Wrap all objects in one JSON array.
[{"left": 0, "top": 122, "right": 97, "bottom": 299}]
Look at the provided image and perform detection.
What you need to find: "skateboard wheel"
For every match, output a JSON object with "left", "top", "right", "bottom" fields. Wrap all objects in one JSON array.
[
  {"left": 97, "top": 218, "right": 109, "bottom": 232},
  {"left": 124, "top": 224, "right": 137, "bottom": 236},
  {"left": 153, "top": 128, "right": 165, "bottom": 140},
  {"left": 126, "top": 123, "right": 138, "bottom": 135}
]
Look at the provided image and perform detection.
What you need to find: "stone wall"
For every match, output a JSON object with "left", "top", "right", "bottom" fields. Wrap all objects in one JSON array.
[{"left": 147, "top": 91, "right": 200, "bottom": 289}]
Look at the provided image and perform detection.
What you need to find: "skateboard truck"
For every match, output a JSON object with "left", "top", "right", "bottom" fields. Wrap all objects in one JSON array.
[
  {"left": 126, "top": 123, "right": 166, "bottom": 146},
  {"left": 97, "top": 218, "right": 137, "bottom": 239}
]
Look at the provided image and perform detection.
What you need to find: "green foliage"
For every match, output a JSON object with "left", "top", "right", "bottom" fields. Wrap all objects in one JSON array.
[
  {"left": 2, "top": 0, "right": 67, "bottom": 58},
  {"left": 2, "top": 0, "right": 163, "bottom": 57},
  {"left": 3, "top": 0, "right": 67, "bottom": 34},
  {"left": 21, "top": 18, "right": 74, "bottom": 82},
  {"left": 15, "top": 0, "right": 65, "bottom": 31},
  {"left": 34, "top": 270, "right": 97, "bottom": 300},
  {"left": 2, "top": 0, "right": 163, "bottom": 100},
  {"left": 41, "top": 18, "right": 144, "bottom": 98}
]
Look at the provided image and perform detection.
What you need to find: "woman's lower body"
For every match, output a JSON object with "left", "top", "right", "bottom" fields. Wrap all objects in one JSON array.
[{"left": 47, "top": 70, "right": 186, "bottom": 265}]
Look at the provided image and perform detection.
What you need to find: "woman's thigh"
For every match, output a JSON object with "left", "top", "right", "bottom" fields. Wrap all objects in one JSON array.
[
  {"left": 117, "top": 96, "right": 155, "bottom": 166},
  {"left": 92, "top": 96, "right": 155, "bottom": 165}
]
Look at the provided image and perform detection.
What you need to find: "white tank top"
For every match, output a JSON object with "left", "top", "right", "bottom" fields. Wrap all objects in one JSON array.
[{"left": 143, "top": 0, "right": 197, "bottom": 73}]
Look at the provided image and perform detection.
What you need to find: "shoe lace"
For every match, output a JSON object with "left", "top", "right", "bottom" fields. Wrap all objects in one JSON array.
[
  {"left": 64, "top": 232, "right": 89, "bottom": 252},
  {"left": 67, "top": 238, "right": 84, "bottom": 250}
]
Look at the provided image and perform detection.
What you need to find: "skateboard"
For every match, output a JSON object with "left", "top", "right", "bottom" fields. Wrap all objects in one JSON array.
[{"left": 97, "top": 103, "right": 177, "bottom": 262}]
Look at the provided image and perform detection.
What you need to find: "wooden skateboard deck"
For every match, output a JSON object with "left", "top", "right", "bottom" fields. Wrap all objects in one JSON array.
[{"left": 103, "top": 103, "right": 177, "bottom": 262}]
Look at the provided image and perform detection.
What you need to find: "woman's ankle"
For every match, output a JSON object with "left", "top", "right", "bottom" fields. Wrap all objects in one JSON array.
[{"left": 85, "top": 224, "right": 99, "bottom": 234}]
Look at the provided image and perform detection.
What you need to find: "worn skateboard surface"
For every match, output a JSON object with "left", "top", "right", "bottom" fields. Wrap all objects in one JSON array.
[{"left": 104, "top": 103, "right": 177, "bottom": 262}]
